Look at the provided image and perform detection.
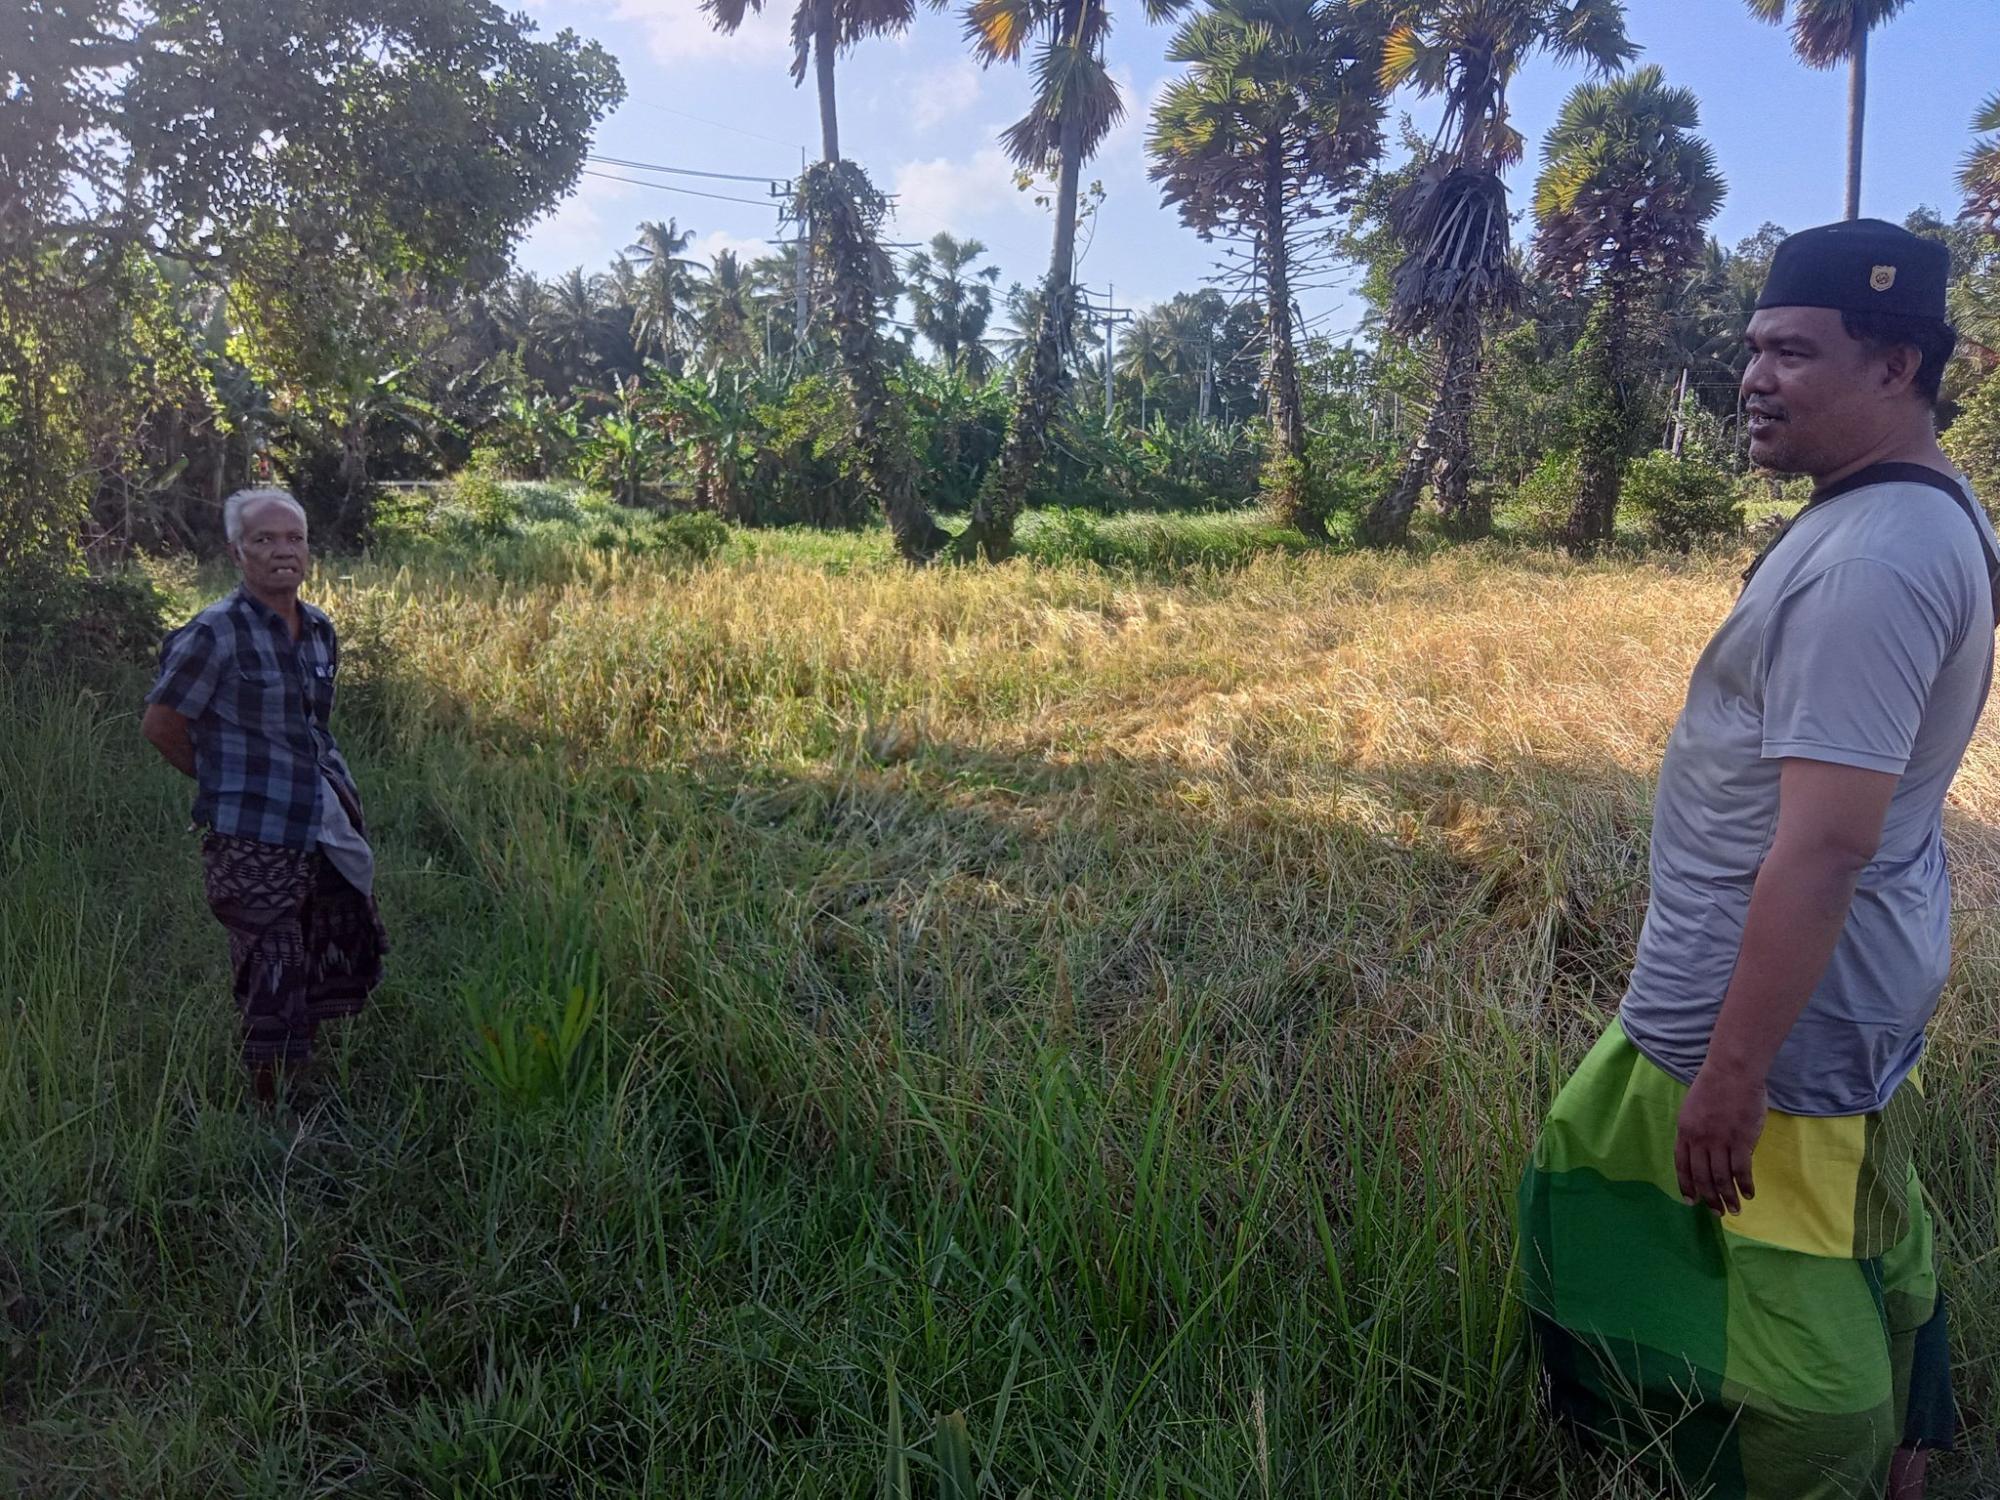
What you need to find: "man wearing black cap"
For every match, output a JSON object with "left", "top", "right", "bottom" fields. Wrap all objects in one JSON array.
[{"left": 1518, "top": 219, "right": 1993, "bottom": 1499}]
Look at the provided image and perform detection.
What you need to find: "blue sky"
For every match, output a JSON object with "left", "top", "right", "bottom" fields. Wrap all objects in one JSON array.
[{"left": 516, "top": 0, "right": 2000, "bottom": 340}]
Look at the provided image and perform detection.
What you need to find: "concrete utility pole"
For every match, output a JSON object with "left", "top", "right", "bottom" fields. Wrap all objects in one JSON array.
[{"left": 1081, "top": 283, "right": 1132, "bottom": 424}]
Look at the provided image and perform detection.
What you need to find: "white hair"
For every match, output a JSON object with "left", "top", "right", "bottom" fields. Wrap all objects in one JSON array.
[{"left": 223, "top": 487, "right": 309, "bottom": 546}]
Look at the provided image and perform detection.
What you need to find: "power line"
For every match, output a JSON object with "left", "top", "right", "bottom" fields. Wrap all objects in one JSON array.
[
  {"left": 578, "top": 169, "right": 779, "bottom": 209},
  {"left": 587, "top": 154, "right": 788, "bottom": 187},
  {"left": 629, "top": 101, "right": 805, "bottom": 152}
]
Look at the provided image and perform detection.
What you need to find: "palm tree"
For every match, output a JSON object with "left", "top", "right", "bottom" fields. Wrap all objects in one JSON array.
[
  {"left": 904, "top": 232, "right": 1002, "bottom": 378},
  {"left": 1533, "top": 64, "right": 1725, "bottom": 551},
  {"left": 538, "top": 267, "right": 610, "bottom": 388},
  {"left": 1963, "top": 91, "right": 2000, "bottom": 232},
  {"left": 696, "top": 250, "right": 759, "bottom": 368},
  {"left": 1115, "top": 310, "right": 1175, "bottom": 423},
  {"left": 1744, "top": 0, "right": 1915, "bottom": 220},
  {"left": 1149, "top": 0, "right": 1384, "bottom": 539},
  {"left": 705, "top": 0, "right": 934, "bottom": 162},
  {"left": 1359, "top": 0, "right": 1634, "bottom": 546},
  {"left": 626, "top": 219, "right": 704, "bottom": 364},
  {"left": 706, "top": 0, "right": 945, "bottom": 560},
  {"left": 957, "top": 0, "right": 1196, "bottom": 560}
]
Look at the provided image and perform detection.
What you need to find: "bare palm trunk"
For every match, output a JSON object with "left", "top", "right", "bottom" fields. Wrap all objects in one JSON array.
[
  {"left": 814, "top": 9, "right": 840, "bottom": 163},
  {"left": 960, "top": 62, "right": 1083, "bottom": 562},
  {"left": 1362, "top": 392, "right": 1435, "bottom": 546},
  {"left": 1844, "top": 17, "right": 1866, "bottom": 220},
  {"left": 1259, "top": 134, "right": 1321, "bottom": 541},
  {"left": 1432, "top": 312, "right": 1484, "bottom": 537}
]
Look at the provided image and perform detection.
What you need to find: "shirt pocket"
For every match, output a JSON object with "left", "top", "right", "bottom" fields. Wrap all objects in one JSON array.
[{"left": 234, "top": 666, "right": 294, "bottom": 738}]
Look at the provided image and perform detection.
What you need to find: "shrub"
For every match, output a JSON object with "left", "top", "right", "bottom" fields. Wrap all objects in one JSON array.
[
  {"left": 1944, "top": 370, "right": 2000, "bottom": 516},
  {"left": 1, "top": 559, "right": 167, "bottom": 664},
  {"left": 1623, "top": 451, "right": 1743, "bottom": 552},
  {"left": 747, "top": 375, "right": 873, "bottom": 529},
  {"left": 652, "top": 511, "right": 731, "bottom": 563},
  {"left": 1515, "top": 449, "right": 1583, "bottom": 543}
]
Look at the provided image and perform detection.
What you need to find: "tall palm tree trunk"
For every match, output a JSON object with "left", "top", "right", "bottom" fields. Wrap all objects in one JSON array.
[
  {"left": 1844, "top": 15, "right": 1866, "bottom": 220},
  {"left": 1431, "top": 312, "right": 1484, "bottom": 536},
  {"left": 1362, "top": 388, "right": 1437, "bottom": 546},
  {"left": 1260, "top": 135, "right": 1322, "bottom": 541},
  {"left": 960, "top": 75, "right": 1083, "bottom": 562},
  {"left": 814, "top": 7, "right": 840, "bottom": 163},
  {"left": 811, "top": 165, "right": 947, "bottom": 561}
]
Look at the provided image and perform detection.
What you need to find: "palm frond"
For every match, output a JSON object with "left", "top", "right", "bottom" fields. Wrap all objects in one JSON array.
[{"left": 964, "top": 0, "right": 1038, "bottom": 63}]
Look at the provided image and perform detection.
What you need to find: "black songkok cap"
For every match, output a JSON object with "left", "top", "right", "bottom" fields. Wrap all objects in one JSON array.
[{"left": 1756, "top": 218, "right": 1951, "bottom": 320}]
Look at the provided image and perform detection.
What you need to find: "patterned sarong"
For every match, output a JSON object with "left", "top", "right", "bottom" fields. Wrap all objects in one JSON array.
[
  {"left": 200, "top": 831, "right": 387, "bottom": 1067},
  {"left": 1518, "top": 1020, "right": 1953, "bottom": 1499}
]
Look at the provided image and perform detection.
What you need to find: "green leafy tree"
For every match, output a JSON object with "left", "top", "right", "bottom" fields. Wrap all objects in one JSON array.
[
  {"left": 1533, "top": 64, "right": 1725, "bottom": 551},
  {"left": 1359, "top": 0, "right": 1635, "bottom": 545},
  {"left": 0, "top": 0, "right": 621, "bottom": 584},
  {"left": 1744, "top": 0, "right": 1916, "bottom": 220},
  {"left": 957, "top": 0, "right": 1196, "bottom": 559},
  {"left": 1149, "top": 0, "right": 1385, "bottom": 539}
]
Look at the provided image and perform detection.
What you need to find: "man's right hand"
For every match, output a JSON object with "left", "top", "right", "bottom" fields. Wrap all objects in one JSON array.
[{"left": 141, "top": 703, "right": 198, "bottom": 777}]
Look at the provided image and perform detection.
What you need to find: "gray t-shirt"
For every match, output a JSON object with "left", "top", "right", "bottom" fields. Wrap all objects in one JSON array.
[{"left": 1619, "top": 471, "right": 1996, "bottom": 1116}]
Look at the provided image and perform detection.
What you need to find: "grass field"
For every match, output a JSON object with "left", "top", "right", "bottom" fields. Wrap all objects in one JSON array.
[{"left": 5, "top": 510, "right": 2000, "bottom": 1496}]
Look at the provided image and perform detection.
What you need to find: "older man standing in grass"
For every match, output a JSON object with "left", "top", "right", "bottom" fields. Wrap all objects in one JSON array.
[
  {"left": 1519, "top": 219, "right": 1997, "bottom": 1500},
  {"left": 141, "top": 487, "right": 386, "bottom": 1110}
]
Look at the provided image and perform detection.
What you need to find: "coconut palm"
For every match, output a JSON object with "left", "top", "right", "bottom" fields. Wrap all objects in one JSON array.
[
  {"left": 1743, "top": 0, "right": 1915, "bottom": 220},
  {"left": 904, "top": 232, "right": 1002, "bottom": 379},
  {"left": 625, "top": 220, "right": 704, "bottom": 364},
  {"left": 695, "top": 250, "right": 758, "bottom": 368},
  {"left": 1149, "top": 0, "right": 1384, "bottom": 539},
  {"left": 957, "top": 0, "right": 1197, "bottom": 560},
  {"left": 1359, "top": 0, "right": 1635, "bottom": 546},
  {"left": 1115, "top": 310, "right": 1175, "bottom": 423},
  {"left": 537, "top": 267, "right": 610, "bottom": 386},
  {"left": 1533, "top": 64, "right": 1725, "bottom": 551},
  {"left": 1962, "top": 91, "right": 2000, "bottom": 232}
]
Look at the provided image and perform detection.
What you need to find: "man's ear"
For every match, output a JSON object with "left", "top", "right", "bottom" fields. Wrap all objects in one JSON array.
[{"left": 1878, "top": 339, "right": 1923, "bottom": 399}]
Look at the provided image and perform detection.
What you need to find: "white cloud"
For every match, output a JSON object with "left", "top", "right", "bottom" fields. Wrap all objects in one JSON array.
[
  {"left": 516, "top": 171, "right": 645, "bottom": 274},
  {"left": 889, "top": 143, "right": 1029, "bottom": 240},
  {"left": 693, "top": 228, "right": 775, "bottom": 266},
  {"left": 597, "top": 0, "right": 794, "bottom": 67},
  {"left": 910, "top": 61, "right": 984, "bottom": 129}
]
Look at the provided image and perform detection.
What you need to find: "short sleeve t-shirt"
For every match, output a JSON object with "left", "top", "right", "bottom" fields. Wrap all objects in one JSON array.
[{"left": 1618, "top": 470, "right": 1996, "bottom": 1116}]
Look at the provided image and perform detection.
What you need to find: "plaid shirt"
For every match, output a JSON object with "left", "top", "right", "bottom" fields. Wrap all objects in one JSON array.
[{"left": 146, "top": 587, "right": 362, "bottom": 849}]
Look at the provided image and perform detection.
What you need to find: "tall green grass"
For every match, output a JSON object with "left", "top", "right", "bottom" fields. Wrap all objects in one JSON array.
[{"left": 3, "top": 527, "right": 1997, "bottom": 1496}]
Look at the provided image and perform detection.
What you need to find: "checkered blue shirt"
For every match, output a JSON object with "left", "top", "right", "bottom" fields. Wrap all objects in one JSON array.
[{"left": 146, "top": 587, "right": 362, "bottom": 849}]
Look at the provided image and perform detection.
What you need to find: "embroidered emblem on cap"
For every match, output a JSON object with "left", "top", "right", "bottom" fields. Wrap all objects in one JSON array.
[{"left": 1870, "top": 264, "right": 1897, "bottom": 291}]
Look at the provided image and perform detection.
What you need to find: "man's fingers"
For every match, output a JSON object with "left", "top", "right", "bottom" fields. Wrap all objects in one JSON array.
[
  {"left": 1674, "top": 1131, "right": 1696, "bottom": 1206},
  {"left": 1685, "top": 1137, "right": 1715, "bottom": 1213},
  {"left": 1731, "top": 1143, "right": 1756, "bottom": 1204},
  {"left": 1708, "top": 1145, "right": 1739, "bottom": 1215}
]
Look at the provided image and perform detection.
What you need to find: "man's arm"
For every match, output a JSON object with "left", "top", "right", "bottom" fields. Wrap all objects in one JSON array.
[
  {"left": 1674, "top": 757, "right": 1897, "bottom": 1215},
  {"left": 141, "top": 703, "right": 198, "bottom": 778}
]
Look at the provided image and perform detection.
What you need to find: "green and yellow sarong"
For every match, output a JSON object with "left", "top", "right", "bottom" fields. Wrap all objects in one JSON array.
[{"left": 1518, "top": 1021, "right": 1954, "bottom": 1499}]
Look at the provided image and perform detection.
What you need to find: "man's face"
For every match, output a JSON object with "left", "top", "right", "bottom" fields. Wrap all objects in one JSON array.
[
  {"left": 231, "top": 500, "right": 309, "bottom": 594},
  {"left": 1740, "top": 305, "right": 1904, "bottom": 478}
]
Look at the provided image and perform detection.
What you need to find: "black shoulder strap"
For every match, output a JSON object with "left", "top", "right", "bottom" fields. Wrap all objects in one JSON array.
[{"left": 1740, "top": 462, "right": 2000, "bottom": 624}]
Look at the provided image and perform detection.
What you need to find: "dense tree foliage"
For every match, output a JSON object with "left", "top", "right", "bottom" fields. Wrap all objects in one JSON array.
[{"left": 7, "top": 0, "right": 2000, "bottom": 618}]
